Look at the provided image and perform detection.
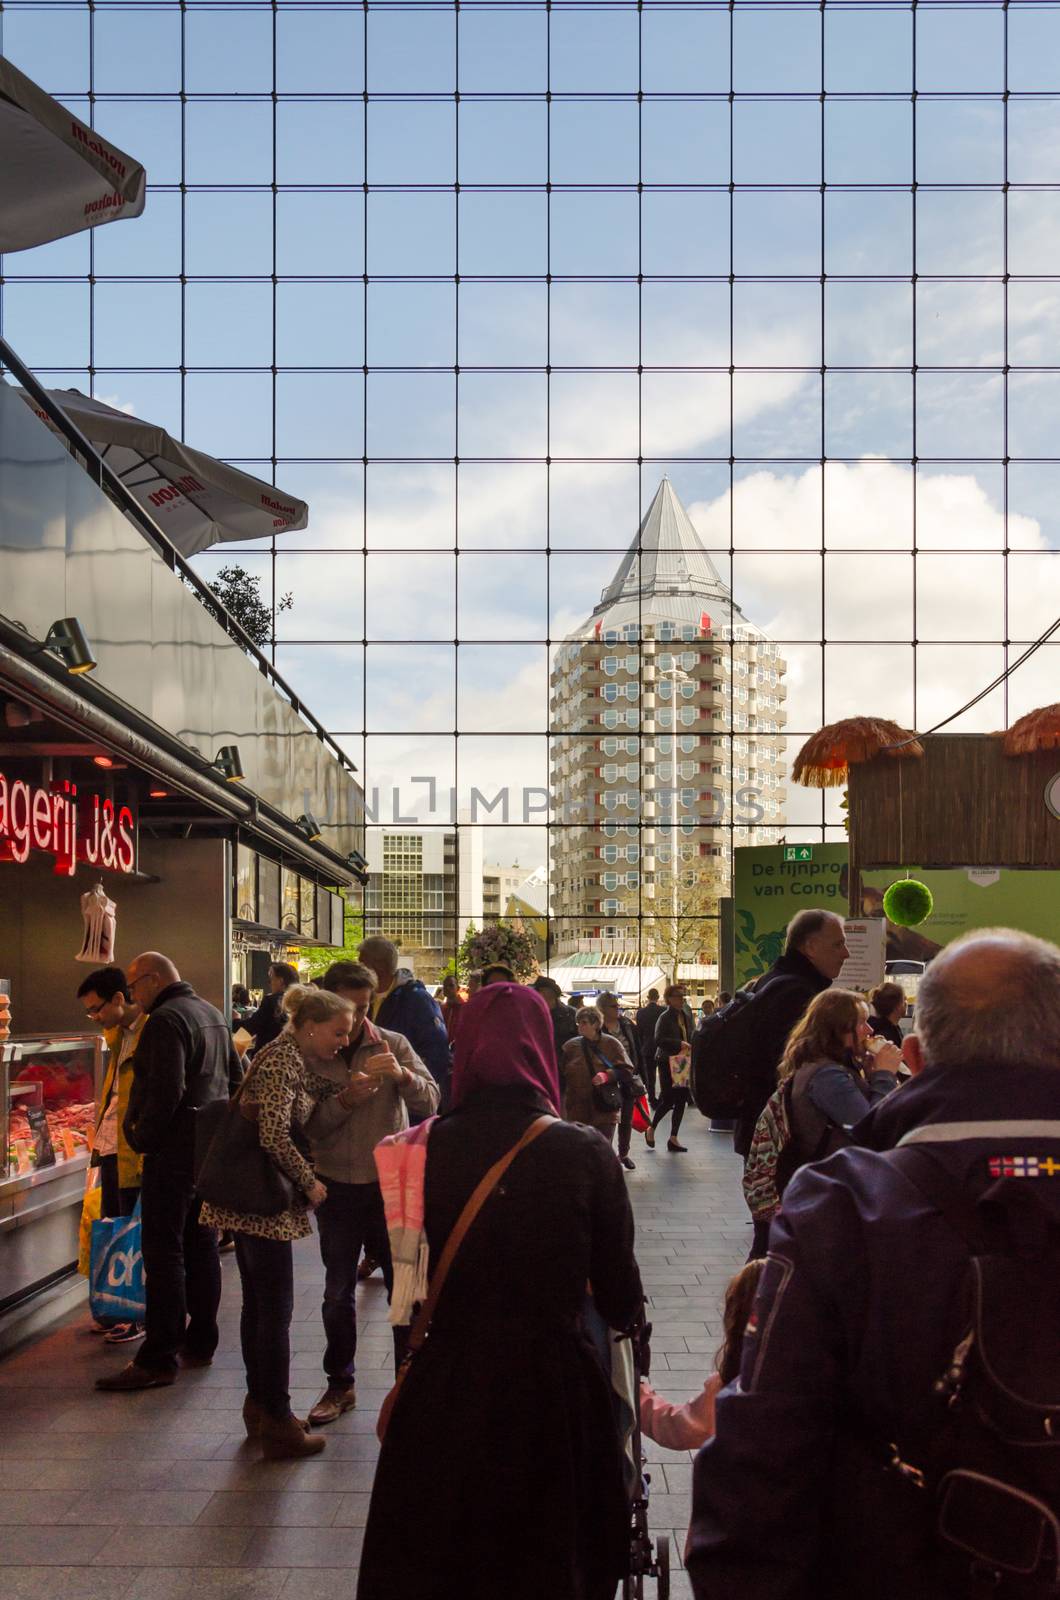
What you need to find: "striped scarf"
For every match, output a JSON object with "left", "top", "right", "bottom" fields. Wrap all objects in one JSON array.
[{"left": 374, "top": 1116, "right": 437, "bottom": 1326}]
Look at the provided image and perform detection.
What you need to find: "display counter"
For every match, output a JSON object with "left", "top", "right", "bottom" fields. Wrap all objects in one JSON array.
[{"left": 1, "top": 1033, "right": 103, "bottom": 1311}]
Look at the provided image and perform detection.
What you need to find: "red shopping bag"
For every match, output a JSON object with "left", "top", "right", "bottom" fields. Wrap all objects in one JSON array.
[{"left": 631, "top": 1095, "right": 651, "bottom": 1134}]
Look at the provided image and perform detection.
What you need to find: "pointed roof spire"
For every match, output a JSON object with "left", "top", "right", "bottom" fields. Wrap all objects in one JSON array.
[{"left": 595, "top": 478, "right": 731, "bottom": 612}]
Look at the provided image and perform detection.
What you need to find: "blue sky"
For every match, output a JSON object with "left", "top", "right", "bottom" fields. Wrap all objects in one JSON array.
[{"left": 1, "top": 1, "right": 1059, "bottom": 866}]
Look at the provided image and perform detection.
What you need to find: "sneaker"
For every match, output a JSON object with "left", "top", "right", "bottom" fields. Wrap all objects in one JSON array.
[
  {"left": 308, "top": 1385, "right": 357, "bottom": 1426},
  {"left": 103, "top": 1322, "right": 144, "bottom": 1345},
  {"left": 620, "top": 1157, "right": 636, "bottom": 1171}
]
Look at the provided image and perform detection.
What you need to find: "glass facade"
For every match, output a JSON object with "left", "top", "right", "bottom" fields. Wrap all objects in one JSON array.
[{"left": 2, "top": 1, "right": 1058, "bottom": 975}]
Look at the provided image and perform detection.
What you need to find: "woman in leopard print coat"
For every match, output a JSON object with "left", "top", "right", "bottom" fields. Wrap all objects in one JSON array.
[{"left": 202, "top": 984, "right": 353, "bottom": 1458}]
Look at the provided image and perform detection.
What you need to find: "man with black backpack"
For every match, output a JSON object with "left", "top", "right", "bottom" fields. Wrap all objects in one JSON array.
[{"left": 686, "top": 928, "right": 1060, "bottom": 1600}]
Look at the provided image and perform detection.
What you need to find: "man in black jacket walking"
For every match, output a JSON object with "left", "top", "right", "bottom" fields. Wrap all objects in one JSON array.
[
  {"left": 635, "top": 989, "right": 664, "bottom": 1104},
  {"left": 97, "top": 953, "right": 241, "bottom": 1392}
]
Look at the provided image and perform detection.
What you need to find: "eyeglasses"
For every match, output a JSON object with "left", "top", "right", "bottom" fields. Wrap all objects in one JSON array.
[
  {"left": 127, "top": 974, "right": 155, "bottom": 992},
  {"left": 83, "top": 1002, "right": 105, "bottom": 1018}
]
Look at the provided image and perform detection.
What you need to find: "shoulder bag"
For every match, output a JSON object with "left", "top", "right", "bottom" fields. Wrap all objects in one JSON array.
[
  {"left": 583, "top": 1038, "right": 624, "bottom": 1114},
  {"left": 376, "top": 1113, "right": 554, "bottom": 1442},
  {"left": 193, "top": 1049, "right": 311, "bottom": 1217}
]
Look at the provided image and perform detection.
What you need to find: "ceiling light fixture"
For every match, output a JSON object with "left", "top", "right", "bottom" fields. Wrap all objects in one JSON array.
[
  {"left": 209, "top": 745, "right": 245, "bottom": 784},
  {"left": 345, "top": 849, "right": 369, "bottom": 886},
  {"left": 43, "top": 617, "right": 97, "bottom": 675},
  {"left": 296, "top": 811, "right": 324, "bottom": 843}
]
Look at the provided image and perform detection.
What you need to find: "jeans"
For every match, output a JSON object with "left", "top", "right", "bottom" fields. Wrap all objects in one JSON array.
[
  {"left": 135, "top": 1149, "right": 221, "bottom": 1375},
  {"left": 98, "top": 1153, "right": 139, "bottom": 1220},
  {"left": 650, "top": 1060, "right": 689, "bottom": 1140},
  {"left": 316, "top": 1178, "right": 405, "bottom": 1385},
  {"left": 234, "top": 1233, "right": 294, "bottom": 1422}
]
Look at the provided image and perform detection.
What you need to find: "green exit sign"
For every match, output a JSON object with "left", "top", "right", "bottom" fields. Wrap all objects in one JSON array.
[{"left": 784, "top": 845, "right": 814, "bottom": 862}]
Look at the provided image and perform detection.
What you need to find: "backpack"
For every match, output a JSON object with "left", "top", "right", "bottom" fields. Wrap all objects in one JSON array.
[
  {"left": 898, "top": 1149, "right": 1060, "bottom": 1597},
  {"left": 690, "top": 989, "right": 759, "bottom": 1118},
  {"left": 834, "top": 1149, "right": 1060, "bottom": 1600},
  {"left": 741, "top": 1074, "right": 833, "bottom": 1224}
]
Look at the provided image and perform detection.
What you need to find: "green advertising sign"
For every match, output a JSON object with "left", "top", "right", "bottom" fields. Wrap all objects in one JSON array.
[
  {"left": 733, "top": 844, "right": 849, "bottom": 987},
  {"left": 859, "top": 865, "right": 1060, "bottom": 961}
]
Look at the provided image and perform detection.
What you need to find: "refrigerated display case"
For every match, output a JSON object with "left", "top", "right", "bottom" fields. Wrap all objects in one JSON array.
[{"left": 1, "top": 1033, "right": 103, "bottom": 1311}]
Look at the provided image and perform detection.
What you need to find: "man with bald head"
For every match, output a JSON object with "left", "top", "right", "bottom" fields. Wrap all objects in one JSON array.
[
  {"left": 97, "top": 953, "right": 241, "bottom": 1392},
  {"left": 687, "top": 928, "right": 1060, "bottom": 1599}
]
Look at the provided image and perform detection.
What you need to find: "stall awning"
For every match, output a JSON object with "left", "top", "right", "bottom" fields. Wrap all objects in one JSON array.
[
  {"left": 0, "top": 55, "right": 146, "bottom": 252},
  {"left": 20, "top": 388, "right": 309, "bottom": 557}
]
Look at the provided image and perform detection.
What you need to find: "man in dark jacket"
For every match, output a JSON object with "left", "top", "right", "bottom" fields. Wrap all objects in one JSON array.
[
  {"left": 532, "top": 975, "right": 579, "bottom": 1060},
  {"left": 687, "top": 928, "right": 1060, "bottom": 1600},
  {"left": 734, "top": 909, "right": 849, "bottom": 1164},
  {"left": 598, "top": 992, "right": 643, "bottom": 1171},
  {"left": 358, "top": 938, "right": 451, "bottom": 1105},
  {"left": 97, "top": 953, "right": 241, "bottom": 1392},
  {"left": 635, "top": 989, "right": 664, "bottom": 1103}
]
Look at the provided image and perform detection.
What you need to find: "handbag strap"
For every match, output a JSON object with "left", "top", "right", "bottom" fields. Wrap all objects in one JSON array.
[{"left": 406, "top": 1114, "right": 554, "bottom": 1356}]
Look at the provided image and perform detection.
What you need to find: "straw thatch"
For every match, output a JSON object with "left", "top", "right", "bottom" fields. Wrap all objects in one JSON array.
[
  {"left": 792, "top": 717, "right": 924, "bottom": 788},
  {"left": 999, "top": 704, "right": 1060, "bottom": 757}
]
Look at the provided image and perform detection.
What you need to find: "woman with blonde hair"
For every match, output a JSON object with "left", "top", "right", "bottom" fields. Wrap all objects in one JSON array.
[
  {"left": 201, "top": 983, "right": 354, "bottom": 1459},
  {"left": 778, "top": 986, "right": 902, "bottom": 1170}
]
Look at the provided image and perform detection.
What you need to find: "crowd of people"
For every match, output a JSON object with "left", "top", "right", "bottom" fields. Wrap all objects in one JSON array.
[{"left": 76, "top": 913, "right": 1060, "bottom": 1599}]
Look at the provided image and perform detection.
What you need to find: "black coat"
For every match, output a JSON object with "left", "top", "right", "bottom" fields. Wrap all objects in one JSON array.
[
  {"left": 654, "top": 1003, "right": 693, "bottom": 1071},
  {"left": 246, "top": 989, "right": 285, "bottom": 1052},
  {"left": 635, "top": 1001, "right": 664, "bottom": 1056},
  {"left": 357, "top": 1084, "right": 644, "bottom": 1600},
  {"left": 551, "top": 999, "right": 580, "bottom": 1055},
  {"left": 124, "top": 981, "right": 241, "bottom": 1162},
  {"left": 734, "top": 952, "right": 832, "bottom": 1157}
]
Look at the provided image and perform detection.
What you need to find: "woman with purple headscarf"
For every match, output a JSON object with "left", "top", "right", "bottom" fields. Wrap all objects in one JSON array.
[{"left": 357, "top": 982, "right": 643, "bottom": 1600}]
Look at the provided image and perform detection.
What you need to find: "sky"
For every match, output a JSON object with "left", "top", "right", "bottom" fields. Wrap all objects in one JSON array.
[{"left": 1, "top": 0, "right": 1058, "bottom": 877}]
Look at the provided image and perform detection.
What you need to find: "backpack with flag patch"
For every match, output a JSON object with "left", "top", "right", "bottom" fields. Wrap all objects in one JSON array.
[
  {"left": 891, "top": 1149, "right": 1060, "bottom": 1598},
  {"left": 831, "top": 1148, "right": 1060, "bottom": 1600}
]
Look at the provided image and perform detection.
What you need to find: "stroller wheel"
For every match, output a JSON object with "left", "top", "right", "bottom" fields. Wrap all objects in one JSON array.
[{"left": 656, "top": 1534, "right": 670, "bottom": 1599}]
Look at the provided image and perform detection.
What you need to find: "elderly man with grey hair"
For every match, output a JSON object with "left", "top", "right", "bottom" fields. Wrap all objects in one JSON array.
[{"left": 686, "top": 928, "right": 1060, "bottom": 1600}]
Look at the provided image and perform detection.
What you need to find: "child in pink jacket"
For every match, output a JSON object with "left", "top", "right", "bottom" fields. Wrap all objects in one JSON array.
[{"left": 639, "top": 1259, "right": 765, "bottom": 1450}]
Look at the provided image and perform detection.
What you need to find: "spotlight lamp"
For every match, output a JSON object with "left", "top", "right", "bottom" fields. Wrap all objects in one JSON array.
[
  {"left": 44, "top": 617, "right": 96, "bottom": 675},
  {"left": 210, "top": 745, "right": 245, "bottom": 784},
  {"left": 297, "top": 811, "right": 324, "bottom": 843},
  {"left": 345, "top": 850, "right": 369, "bottom": 887}
]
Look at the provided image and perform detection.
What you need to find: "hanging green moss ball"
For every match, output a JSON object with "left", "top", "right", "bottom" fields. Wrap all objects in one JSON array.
[{"left": 883, "top": 878, "right": 934, "bottom": 928}]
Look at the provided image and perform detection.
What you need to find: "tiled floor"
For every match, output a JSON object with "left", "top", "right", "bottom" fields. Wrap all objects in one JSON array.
[{"left": 0, "top": 1119, "right": 749, "bottom": 1600}]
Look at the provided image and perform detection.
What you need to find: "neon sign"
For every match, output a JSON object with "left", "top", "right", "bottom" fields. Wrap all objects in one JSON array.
[{"left": 0, "top": 774, "right": 136, "bottom": 875}]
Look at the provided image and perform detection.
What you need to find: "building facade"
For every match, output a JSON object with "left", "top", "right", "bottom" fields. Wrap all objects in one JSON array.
[
  {"left": 549, "top": 478, "right": 787, "bottom": 974},
  {"left": 363, "top": 825, "right": 484, "bottom": 982}
]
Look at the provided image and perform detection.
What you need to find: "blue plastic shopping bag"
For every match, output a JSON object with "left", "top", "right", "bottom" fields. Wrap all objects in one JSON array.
[{"left": 89, "top": 1201, "right": 145, "bottom": 1322}]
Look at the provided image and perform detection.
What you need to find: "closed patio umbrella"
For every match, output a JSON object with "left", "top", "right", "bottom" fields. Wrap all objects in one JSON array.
[
  {"left": 0, "top": 55, "right": 146, "bottom": 252},
  {"left": 20, "top": 388, "right": 309, "bottom": 557}
]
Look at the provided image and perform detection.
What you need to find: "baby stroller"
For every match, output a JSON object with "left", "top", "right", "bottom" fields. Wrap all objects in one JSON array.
[{"left": 583, "top": 1301, "right": 671, "bottom": 1599}]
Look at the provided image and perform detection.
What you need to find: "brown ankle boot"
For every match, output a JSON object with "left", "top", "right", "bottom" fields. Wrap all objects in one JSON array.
[
  {"left": 260, "top": 1413, "right": 326, "bottom": 1460},
  {"left": 242, "top": 1397, "right": 264, "bottom": 1438}
]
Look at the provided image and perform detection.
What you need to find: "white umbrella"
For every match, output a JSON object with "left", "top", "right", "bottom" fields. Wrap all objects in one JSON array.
[
  {"left": 21, "top": 388, "right": 309, "bottom": 557},
  {"left": 0, "top": 55, "right": 146, "bottom": 252}
]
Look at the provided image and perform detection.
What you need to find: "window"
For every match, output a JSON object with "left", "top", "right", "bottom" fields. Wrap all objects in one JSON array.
[{"left": 6, "top": 2, "right": 1030, "bottom": 983}]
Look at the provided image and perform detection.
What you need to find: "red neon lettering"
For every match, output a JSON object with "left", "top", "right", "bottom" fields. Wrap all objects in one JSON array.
[
  {"left": 0, "top": 770, "right": 133, "bottom": 874},
  {"left": 31, "top": 787, "right": 53, "bottom": 852}
]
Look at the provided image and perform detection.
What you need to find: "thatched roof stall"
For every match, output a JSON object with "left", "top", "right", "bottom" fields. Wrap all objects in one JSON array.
[
  {"left": 1000, "top": 704, "right": 1060, "bottom": 757},
  {"left": 792, "top": 717, "right": 923, "bottom": 789},
  {"left": 848, "top": 734, "right": 1060, "bottom": 883}
]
